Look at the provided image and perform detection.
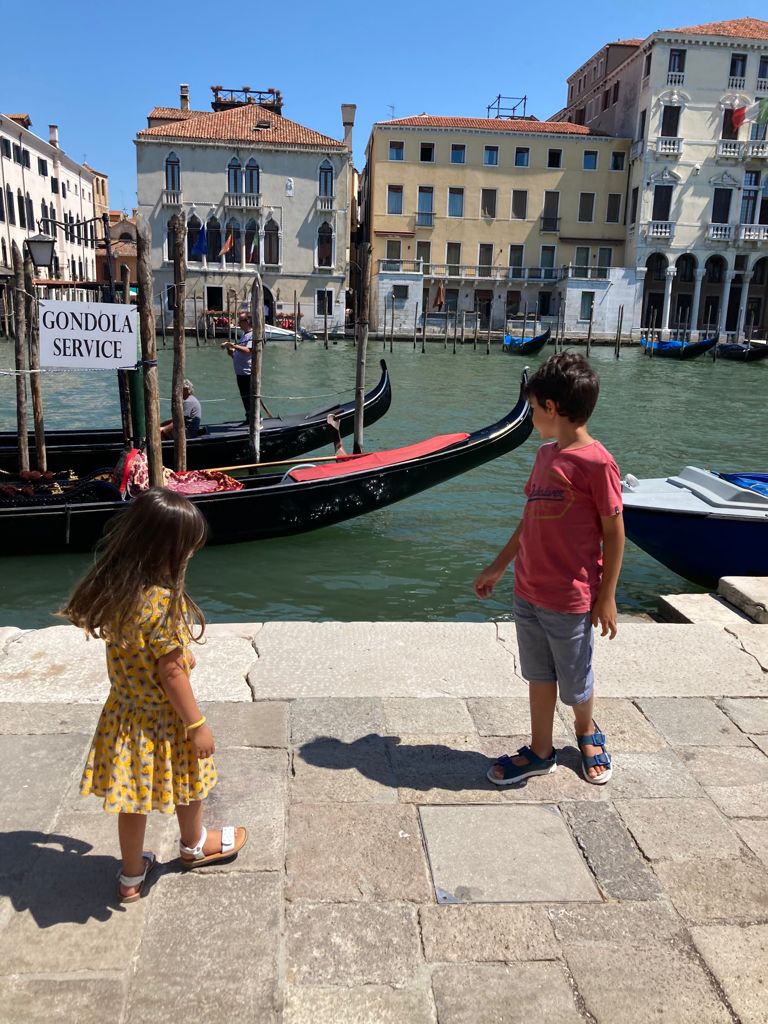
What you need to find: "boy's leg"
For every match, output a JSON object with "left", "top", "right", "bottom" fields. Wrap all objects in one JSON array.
[
  {"left": 572, "top": 696, "right": 608, "bottom": 780},
  {"left": 489, "top": 681, "right": 557, "bottom": 780},
  {"left": 117, "top": 811, "right": 149, "bottom": 898}
]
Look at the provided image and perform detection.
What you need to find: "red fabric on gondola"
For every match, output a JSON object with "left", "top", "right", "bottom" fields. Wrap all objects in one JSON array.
[{"left": 287, "top": 433, "right": 470, "bottom": 482}]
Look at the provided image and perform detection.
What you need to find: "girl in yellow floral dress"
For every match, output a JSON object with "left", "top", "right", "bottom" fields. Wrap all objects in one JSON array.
[{"left": 62, "top": 488, "right": 247, "bottom": 902}]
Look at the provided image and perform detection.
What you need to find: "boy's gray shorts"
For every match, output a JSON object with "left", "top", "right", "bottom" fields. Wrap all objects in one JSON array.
[{"left": 512, "top": 594, "right": 594, "bottom": 706}]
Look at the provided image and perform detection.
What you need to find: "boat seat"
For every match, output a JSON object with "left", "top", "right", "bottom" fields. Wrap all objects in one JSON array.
[{"left": 287, "top": 433, "right": 471, "bottom": 482}]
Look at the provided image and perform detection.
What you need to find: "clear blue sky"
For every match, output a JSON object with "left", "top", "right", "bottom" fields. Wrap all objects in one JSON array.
[{"left": 0, "top": 0, "right": 745, "bottom": 211}]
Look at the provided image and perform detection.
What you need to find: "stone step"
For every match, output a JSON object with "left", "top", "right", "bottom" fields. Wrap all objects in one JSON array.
[
  {"left": 657, "top": 592, "right": 751, "bottom": 626},
  {"left": 717, "top": 577, "right": 768, "bottom": 624}
]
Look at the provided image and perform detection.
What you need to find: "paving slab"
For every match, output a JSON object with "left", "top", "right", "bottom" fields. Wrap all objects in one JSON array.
[
  {"left": 720, "top": 697, "right": 768, "bottom": 734},
  {"left": 420, "top": 805, "right": 600, "bottom": 903},
  {"left": 579, "top": 698, "right": 667, "bottom": 751},
  {"left": 249, "top": 622, "right": 517, "bottom": 698},
  {"left": 654, "top": 857, "right": 768, "bottom": 923},
  {"left": 0, "top": 702, "right": 100, "bottom": 735},
  {"left": 637, "top": 697, "right": 752, "bottom": 746},
  {"left": 468, "top": 696, "right": 572, "bottom": 741},
  {"left": 658, "top": 592, "right": 750, "bottom": 626},
  {"left": 692, "top": 924, "right": 768, "bottom": 1024},
  {"left": 753, "top": 735, "right": 768, "bottom": 756},
  {"left": 564, "top": 944, "right": 731, "bottom": 1024},
  {"left": 704, "top": 782, "right": 768, "bottom": 818},
  {"left": 431, "top": 963, "right": 583, "bottom": 1024},
  {"left": 0, "top": 626, "right": 109, "bottom": 702},
  {"left": 286, "top": 804, "right": 431, "bottom": 902},
  {"left": 678, "top": 744, "right": 768, "bottom": 786},
  {"left": 561, "top": 802, "right": 662, "bottom": 899},
  {"left": 419, "top": 904, "right": 559, "bottom": 962},
  {"left": 0, "top": 979, "right": 127, "bottom": 1024},
  {"left": 283, "top": 985, "right": 437, "bottom": 1024},
  {"left": 126, "top": 873, "right": 280, "bottom": 1023},
  {"left": 201, "top": 621, "right": 262, "bottom": 639},
  {"left": 607, "top": 748, "right": 705, "bottom": 799},
  {"left": 727, "top": 623, "right": 768, "bottom": 672},
  {"left": 388, "top": 733, "right": 508, "bottom": 804},
  {"left": 201, "top": 700, "right": 289, "bottom": 747},
  {"left": 292, "top": 735, "right": 397, "bottom": 803},
  {"left": 285, "top": 902, "right": 421, "bottom": 986},
  {"left": 615, "top": 798, "right": 744, "bottom": 861},
  {"left": 182, "top": 635, "right": 258, "bottom": 700},
  {"left": 382, "top": 697, "right": 475, "bottom": 735},
  {"left": 718, "top": 576, "right": 768, "bottom": 624},
  {"left": 733, "top": 818, "right": 768, "bottom": 866},
  {"left": 0, "top": 734, "right": 89, "bottom": 832},
  {"left": 290, "top": 697, "right": 385, "bottom": 744},
  {"left": 548, "top": 901, "right": 685, "bottom": 946}
]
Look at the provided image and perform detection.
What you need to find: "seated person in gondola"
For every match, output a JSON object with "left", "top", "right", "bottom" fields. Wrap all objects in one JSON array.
[{"left": 160, "top": 379, "right": 203, "bottom": 439}]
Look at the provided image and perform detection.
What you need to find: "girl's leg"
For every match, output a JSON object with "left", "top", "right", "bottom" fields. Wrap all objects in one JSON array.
[
  {"left": 118, "top": 812, "right": 149, "bottom": 898},
  {"left": 176, "top": 801, "right": 247, "bottom": 861}
]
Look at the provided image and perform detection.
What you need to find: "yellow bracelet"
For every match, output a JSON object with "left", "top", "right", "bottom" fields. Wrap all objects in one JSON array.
[{"left": 185, "top": 716, "right": 206, "bottom": 734}]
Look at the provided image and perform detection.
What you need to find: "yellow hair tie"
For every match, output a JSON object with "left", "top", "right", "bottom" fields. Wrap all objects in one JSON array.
[{"left": 185, "top": 716, "right": 206, "bottom": 736}]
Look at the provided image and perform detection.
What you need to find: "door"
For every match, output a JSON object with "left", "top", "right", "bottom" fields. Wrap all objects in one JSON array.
[
  {"left": 474, "top": 289, "right": 494, "bottom": 326},
  {"left": 206, "top": 286, "right": 223, "bottom": 311},
  {"left": 478, "top": 243, "right": 493, "bottom": 278}
]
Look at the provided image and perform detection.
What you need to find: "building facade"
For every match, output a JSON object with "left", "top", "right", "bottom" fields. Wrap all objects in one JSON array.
[
  {"left": 361, "top": 116, "right": 631, "bottom": 336},
  {"left": 553, "top": 17, "right": 768, "bottom": 337},
  {"left": 135, "top": 86, "right": 355, "bottom": 332},
  {"left": 0, "top": 113, "right": 99, "bottom": 299}
]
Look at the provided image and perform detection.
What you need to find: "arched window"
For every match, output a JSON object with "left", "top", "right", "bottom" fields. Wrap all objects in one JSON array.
[
  {"left": 90, "top": 223, "right": 95, "bottom": 248},
  {"left": 25, "top": 193, "right": 33, "bottom": 231},
  {"left": 70, "top": 257, "right": 76, "bottom": 279},
  {"left": 165, "top": 152, "right": 180, "bottom": 192},
  {"left": 245, "top": 218, "right": 259, "bottom": 263},
  {"left": 0, "top": 189, "right": 5, "bottom": 223},
  {"left": 227, "top": 158, "right": 242, "bottom": 194},
  {"left": 120, "top": 232, "right": 133, "bottom": 242},
  {"left": 78, "top": 258, "right": 83, "bottom": 279},
  {"left": 166, "top": 219, "right": 176, "bottom": 261},
  {"left": 224, "top": 218, "right": 241, "bottom": 264},
  {"left": 318, "top": 160, "right": 334, "bottom": 197},
  {"left": 264, "top": 219, "right": 279, "bottom": 266},
  {"left": 17, "top": 190, "right": 26, "bottom": 229},
  {"left": 41, "top": 199, "right": 48, "bottom": 230},
  {"left": 187, "top": 214, "right": 202, "bottom": 261},
  {"left": 317, "top": 221, "right": 333, "bottom": 268},
  {"left": 6, "top": 186, "right": 14, "bottom": 225},
  {"left": 1, "top": 239, "right": 7, "bottom": 265},
  {"left": 207, "top": 217, "right": 222, "bottom": 260},
  {"left": 245, "top": 159, "right": 260, "bottom": 194},
  {"left": 76, "top": 216, "right": 82, "bottom": 245}
]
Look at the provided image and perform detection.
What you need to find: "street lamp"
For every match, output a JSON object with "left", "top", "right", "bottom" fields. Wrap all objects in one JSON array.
[
  {"left": 24, "top": 213, "right": 116, "bottom": 300},
  {"left": 24, "top": 233, "right": 56, "bottom": 270}
]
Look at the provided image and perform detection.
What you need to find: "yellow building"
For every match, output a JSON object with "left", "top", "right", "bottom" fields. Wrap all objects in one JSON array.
[{"left": 361, "top": 115, "right": 631, "bottom": 334}]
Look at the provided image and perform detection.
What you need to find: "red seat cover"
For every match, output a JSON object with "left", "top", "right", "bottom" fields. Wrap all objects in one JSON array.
[{"left": 288, "top": 433, "right": 470, "bottom": 482}]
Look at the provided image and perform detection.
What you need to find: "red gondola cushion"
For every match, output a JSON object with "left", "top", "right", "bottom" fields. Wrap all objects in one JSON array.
[{"left": 288, "top": 433, "right": 470, "bottom": 482}]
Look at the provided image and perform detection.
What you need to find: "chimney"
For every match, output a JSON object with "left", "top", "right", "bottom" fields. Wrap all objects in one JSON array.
[
  {"left": 341, "top": 103, "right": 356, "bottom": 152},
  {"left": 180, "top": 84, "right": 190, "bottom": 111},
  {"left": 49, "top": 124, "right": 59, "bottom": 148}
]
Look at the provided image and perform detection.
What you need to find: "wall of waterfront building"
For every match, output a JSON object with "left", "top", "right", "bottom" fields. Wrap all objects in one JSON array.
[
  {"left": 0, "top": 114, "right": 98, "bottom": 299},
  {"left": 135, "top": 139, "right": 351, "bottom": 332},
  {"left": 363, "top": 121, "right": 632, "bottom": 336}
]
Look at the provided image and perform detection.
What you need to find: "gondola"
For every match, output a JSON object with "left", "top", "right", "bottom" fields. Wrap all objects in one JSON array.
[
  {"left": 0, "top": 373, "right": 533, "bottom": 555},
  {"left": 714, "top": 341, "right": 768, "bottom": 363},
  {"left": 502, "top": 328, "right": 551, "bottom": 356},
  {"left": 640, "top": 336, "right": 717, "bottom": 360},
  {"left": 622, "top": 466, "right": 768, "bottom": 587},
  {"left": 0, "top": 362, "right": 391, "bottom": 475}
]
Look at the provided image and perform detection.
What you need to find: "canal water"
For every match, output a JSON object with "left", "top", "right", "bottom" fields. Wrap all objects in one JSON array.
[{"left": 1, "top": 338, "right": 766, "bottom": 628}]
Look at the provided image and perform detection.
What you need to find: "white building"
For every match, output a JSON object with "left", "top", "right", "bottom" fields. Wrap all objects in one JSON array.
[
  {"left": 553, "top": 17, "right": 768, "bottom": 338},
  {"left": 135, "top": 86, "right": 355, "bottom": 332}
]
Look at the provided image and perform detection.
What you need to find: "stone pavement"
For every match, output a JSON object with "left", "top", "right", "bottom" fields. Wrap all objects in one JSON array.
[{"left": 1, "top": 620, "right": 767, "bottom": 1023}]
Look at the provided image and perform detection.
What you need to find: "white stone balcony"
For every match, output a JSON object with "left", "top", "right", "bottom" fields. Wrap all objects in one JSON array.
[
  {"left": 316, "top": 195, "right": 335, "bottom": 213},
  {"left": 707, "top": 223, "right": 733, "bottom": 242},
  {"left": 758, "top": 77, "right": 768, "bottom": 93},
  {"left": 667, "top": 71, "right": 685, "bottom": 86},
  {"left": 647, "top": 221, "right": 675, "bottom": 240},
  {"left": 717, "top": 140, "right": 744, "bottom": 159},
  {"left": 655, "top": 136, "right": 682, "bottom": 156},
  {"left": 739, "top": 224, "right": 768, "bottom": 243},
  {"left": 728, "top": 75, "right": 746, "bottom": 89},
  {"left": 224, "top": 192, "right": 261, "bottom": 208},
  {"left": 162, "top": 189, "right": 182, "bottom": 206},
  {"left": 745, "top": 140, "right": 768, "bottom": 160}
]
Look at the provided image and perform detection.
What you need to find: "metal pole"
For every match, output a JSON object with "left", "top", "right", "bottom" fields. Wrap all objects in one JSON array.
[
  {"left": 11, "top": 243, "right": 29, "bottom": 472},
  {"left": 23, "top": 251, "right": 46, "bottom": 471},
  {"left": 250, "top": 273, "right": 265, "bottom": 461},
  {"left": 160, "top": 302, "right": 167, "bottom": 349},
  {"left": 136, "top": 216, "right": 163, "bottom": 486},
  {"left": 171, "top": 212, "right": 187, "bottom": 471},
  {"left": 353, "top": 243, "right": 371, "bottom": 453}
]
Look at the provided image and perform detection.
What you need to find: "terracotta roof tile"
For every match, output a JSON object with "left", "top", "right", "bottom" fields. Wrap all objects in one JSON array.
[
  {"left": 661, "top": 17, "right": 768, "bottom": 40},
  {"left": 147, "top": 106, "right": 211, "bottom": 121},
  {"left": 5, "top": 114, "right": 32, "bottom": 127},
  {"left": 378, "top": 115, "right": 602, "bottom": 136},
  {"left": 138, "top": 104, "right": 345, "bottom": 149},
  {"left": 612, "top": 38, "right": 643, "bottom": 46}
]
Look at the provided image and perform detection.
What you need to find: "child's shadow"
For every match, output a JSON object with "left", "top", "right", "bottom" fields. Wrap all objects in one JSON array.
[{"left": 0, "top": 831, "right": 160, "bottom": 927}]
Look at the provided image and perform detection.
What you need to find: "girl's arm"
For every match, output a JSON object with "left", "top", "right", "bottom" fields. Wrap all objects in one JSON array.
[
  {"left": 157, "top": 648, "right": 214, "bottom": 757},
  {"left": 592, "top": 513, "right": 625, "bottom": 639},
  {"left": 474, "top": 520, "right": 523, "bottom": 598}
]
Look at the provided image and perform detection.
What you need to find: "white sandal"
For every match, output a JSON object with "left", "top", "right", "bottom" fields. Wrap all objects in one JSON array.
[
  {"left": 178, "top": 825, "right": 248, "bottom": 870},
  {"left": 117, "top": 851, "right": 156, "bottom": 903}
]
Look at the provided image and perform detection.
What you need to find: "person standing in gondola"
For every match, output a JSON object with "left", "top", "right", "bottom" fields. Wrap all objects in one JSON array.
[{"left": 222, "top": 313, "right": 255, "bottom": 416}]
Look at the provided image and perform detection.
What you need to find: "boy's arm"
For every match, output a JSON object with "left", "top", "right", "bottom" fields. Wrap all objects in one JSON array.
[
  {"left": 592, "top": 513, "right": 625, "bottom": 639},
  {"left": 474, "top": 521, "right": 523, "bottom": 599},
  {"left": 158, "top": 649, "right": 214, "bottom": 756}
]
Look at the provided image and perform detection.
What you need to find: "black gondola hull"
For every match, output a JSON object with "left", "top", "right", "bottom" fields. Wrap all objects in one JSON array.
[
  {"left": 641, "top": 337, "right": 717, "bottom": 360},
  {"left": 0, "top": 363, "right": 391, "bottom": 474},
  {"left": 502, "top": 328, "right": 551, "bottom": 356}
]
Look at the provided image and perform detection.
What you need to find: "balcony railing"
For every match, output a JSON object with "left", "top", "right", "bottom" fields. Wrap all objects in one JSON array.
[
  {"left": 728, "top": 75, "right": 746, "bottom": 89},
  {"left": 540, "top": 215, "right": 560, "bottom": 233},
  {"left": 717, "top": 140, "right": 743, "bottom": 159},
  {"left": 415, "top": 211, "right": 434, "bottom": 227},
  {"left": 564, "top": 265, "right": 610, "bottom": 280},
  {"left": 630, "top": 139, "right": 644, "bottom": 160},
  {"left": 758, "top": 77, "right": 768, "bottom": 93},
  {"left": 739, "top": 224, "right": 768, "bottom": 242},
  {"left": 377, "top": 259, "right": 424, "bottom": 273},
  {"left": 745, "top": 140, "right": 768, "bottom": 159},
  {"left": 667, "top": 71, "right": 685, "bottom": 85},
  {"left": 224, "top": 191, "right": 261, "bottom": 208},
  {"left": 376, "top": 259, "right": 567, "bottom": 281},
  {"left": 317, "top": 195, "right": 335, "bottom": 212},
  {"left": 647, "top": 221, "right": 675, "bottom": 240},
  {"left": 707, "top": 223, "right": 733, "bottom": 241},
  {"left": 162, "top": 189, "right": 182, "bottom": 205},
  {"left": 656, "top": 136, "right": 682, "bottom": 156}
]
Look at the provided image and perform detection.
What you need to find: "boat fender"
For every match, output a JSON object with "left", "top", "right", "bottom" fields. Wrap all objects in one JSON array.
[{"left": 622, "top": 474, "right": 639, "bottom": 492}]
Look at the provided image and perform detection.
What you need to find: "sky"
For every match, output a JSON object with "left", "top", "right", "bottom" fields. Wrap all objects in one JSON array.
[{"left": 0, "top": 0, "right": 749, "bottom": 211}]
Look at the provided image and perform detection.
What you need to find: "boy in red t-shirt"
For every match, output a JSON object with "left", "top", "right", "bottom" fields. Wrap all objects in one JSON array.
[{"left": 475, "top": 352, "right": 624, "bottom": 786}]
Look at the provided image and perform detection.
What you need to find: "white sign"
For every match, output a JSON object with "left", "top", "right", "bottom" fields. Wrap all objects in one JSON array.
[{"left": 39, "top": 300, "right": 138, "bottom": 370}]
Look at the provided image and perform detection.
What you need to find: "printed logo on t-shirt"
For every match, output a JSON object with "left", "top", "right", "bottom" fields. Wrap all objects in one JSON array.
[{"left": 525, "top": 469, "right": 574, "bottom": 520}]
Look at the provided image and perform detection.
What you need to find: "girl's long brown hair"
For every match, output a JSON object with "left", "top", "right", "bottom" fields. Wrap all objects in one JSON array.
[{"left": 61, "top": 488, "right": 208, "bottom": 644}]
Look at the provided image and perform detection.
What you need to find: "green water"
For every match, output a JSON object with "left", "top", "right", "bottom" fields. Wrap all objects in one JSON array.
[{"left": 1, "top": 338, "right": 766, "bottom": 628}]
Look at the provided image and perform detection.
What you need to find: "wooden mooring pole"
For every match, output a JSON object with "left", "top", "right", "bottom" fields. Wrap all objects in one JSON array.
[
  {"left": 249, "top": 273, "right": 265, "bottom": 462},
  {"left": 171, "top": 212, "right": 187, "bottom": 471},
  {"left": 586, "top": 302, "right": 594, "bottom": 357},
  {"left": 136, "top": 216, "right": 163, "bottom": 485},
  {"left": 353, "top": 244, "right": 371, "bottom": 454},
  {"left": 23, "top": 251, "right": 45, "bottom": 471},
  {"left": 413, "top": 302, "right": 418, "bottom": 350},
  {"left": 11, "top": 242, "right": 29, "bottom": 473},
  {"left": 293, "top": 290, "right": 299, "bottom": 350}
]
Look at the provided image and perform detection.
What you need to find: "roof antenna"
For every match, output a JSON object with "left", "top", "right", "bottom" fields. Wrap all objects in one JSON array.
[{"left": 387, "top": 104, "right": 395, "bottom": 120}]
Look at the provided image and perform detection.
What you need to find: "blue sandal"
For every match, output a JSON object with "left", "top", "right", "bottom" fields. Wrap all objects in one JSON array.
[
  {"left": 577, "top": 724, "right": 612, "bottom": 785},
  {"left": 487, "top": 745, "right": 557, "bottom": 786}
]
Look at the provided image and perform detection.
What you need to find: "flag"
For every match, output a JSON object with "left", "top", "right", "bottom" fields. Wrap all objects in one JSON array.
[
  {"left": 190, "top": 223, "right": 207, "bottom": 258},
  {"left": 732, "top": 98, "right": 768, "bottom": 130},
  {"left": 219, "top": 231, "right": 234, "bottom": 257},
  {"left": 248, "top": 235, "right": 259, "bottom": 261}
]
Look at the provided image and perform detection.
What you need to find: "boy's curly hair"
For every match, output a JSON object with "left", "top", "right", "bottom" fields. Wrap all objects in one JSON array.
[{"left": 525, "top": 352, "right": 600, "bottom": 424}]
